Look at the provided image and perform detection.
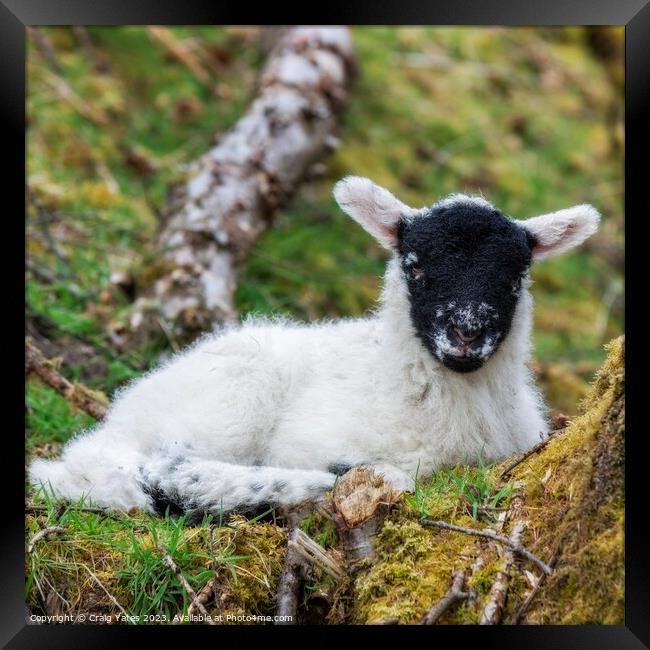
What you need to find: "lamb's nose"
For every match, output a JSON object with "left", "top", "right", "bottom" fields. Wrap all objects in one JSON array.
[{"left": 452, "top": 327, "right": 481, "bottom": 345}]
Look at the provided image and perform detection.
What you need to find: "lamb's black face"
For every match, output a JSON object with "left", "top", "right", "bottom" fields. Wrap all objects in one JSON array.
[{"left": 397, "top": 199, "right": 534, "bottom": 373}]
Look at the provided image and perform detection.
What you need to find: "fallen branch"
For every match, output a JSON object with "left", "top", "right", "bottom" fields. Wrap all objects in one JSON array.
[
  {"left": 499, "top": 432, "right": 559, "bottom": 479},
  {"left": 27, "top": 526, "right": 65, "bottom": 553},
  {"left": 419, "top": 570, "right": 472, "bottom": 625},
  {"left": 421, "top": 519, "right": 552, "bottom": 576},
  {"left": 156, "top": 542, "right": 216, "bottom": 625},
  {"left": 132, "top": 27, "right": 356, "bottom": 342},
  {"left": 479, "top": 521, "right": 525, "bottom": 625},
  {"left": 25, "top": 338, "right": 108, "bottom": 421}
]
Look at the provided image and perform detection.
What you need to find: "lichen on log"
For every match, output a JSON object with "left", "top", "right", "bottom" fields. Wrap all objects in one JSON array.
[{"left": 132, "top": 27, "right": 356, "bottom": 342}]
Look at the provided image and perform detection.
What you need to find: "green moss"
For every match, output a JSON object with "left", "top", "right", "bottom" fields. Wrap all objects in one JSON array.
[
  {"left": 501, "top": 336, "right": 625, "bottom": 623},
  {"left": 350, "top": 515, "right": 481, "bottom": 624}
]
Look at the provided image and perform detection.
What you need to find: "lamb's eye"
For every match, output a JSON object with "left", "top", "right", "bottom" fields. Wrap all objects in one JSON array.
[
  {"left": 411, "top": 267, "right": 425, "bottom": 280},
  {"left": 511, "top": 277, "right": 522, "bottom": 293}
]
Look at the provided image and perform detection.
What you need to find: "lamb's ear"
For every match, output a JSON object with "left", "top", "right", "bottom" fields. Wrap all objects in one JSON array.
[
  {"left": 521, "top": 204, "right": 601, "bottom": 262},
  {"left": 333, "top": 176, "right": 417, "bottom": 250}
]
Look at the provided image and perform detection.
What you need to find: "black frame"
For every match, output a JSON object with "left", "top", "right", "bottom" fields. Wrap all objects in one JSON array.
[{"left": 5, "top": 1, "right": 647, "bottom": 646}]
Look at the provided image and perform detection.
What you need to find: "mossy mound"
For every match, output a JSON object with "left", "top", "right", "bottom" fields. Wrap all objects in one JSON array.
[
  {"left": 349, "top": 336, "right": 624, "bottom": 624},
  {"left": 25, "top": 510, "right": 287, "bottom": 624},
  {"left": 513, "top": 335, "right": 624, "bottom": 623}
]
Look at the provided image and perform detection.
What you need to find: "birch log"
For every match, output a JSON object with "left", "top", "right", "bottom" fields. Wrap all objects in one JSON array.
[{"left": 132, "top": 27, "right": 356, "bottom": 341}]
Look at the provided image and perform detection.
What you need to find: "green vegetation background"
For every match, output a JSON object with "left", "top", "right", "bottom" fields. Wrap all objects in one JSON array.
[
  {"left": 24, "top": 26, "right": 624, "bottom": 625},
  {"left": 26, "top": 25, "right": 623, "bottom": 468}
]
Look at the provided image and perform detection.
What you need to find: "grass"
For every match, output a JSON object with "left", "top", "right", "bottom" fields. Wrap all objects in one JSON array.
[
  {"left": 26, "top": 383, "right": 95, "bottom": 453},
  {"left": 26, "top": 486, "right": 283, "bottom": 623},
  {"left": 407, "top": 458, "right": 518, "bottom": 524}
]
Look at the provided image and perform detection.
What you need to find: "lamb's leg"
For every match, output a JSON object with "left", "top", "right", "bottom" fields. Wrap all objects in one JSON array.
[
  {"left": 29, "top": 431, "right": 151, "bottom": 511},
  {"left": 30, "top": 442, "right": 338, "bottom": 516},
  {"left": 368, "top": 463, "right": 416, "bottom": 493},
  {"left": 140, "top": 456, "right": 337, "bottom": 516}
]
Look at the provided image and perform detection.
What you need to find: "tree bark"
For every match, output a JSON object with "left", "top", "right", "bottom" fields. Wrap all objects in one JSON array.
[{"left": 132, "top": 27, "right": 356, "bottom": 342}]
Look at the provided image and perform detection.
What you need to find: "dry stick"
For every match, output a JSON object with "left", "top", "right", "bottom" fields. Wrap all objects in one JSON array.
[
  {"left": 25, "top": 504, "right": 123, "bottom": 522},
  {"left": 479, "top": 521, "right": 525, "bottom": 625},
  {"left": 510, "top": 537, "right": 564, "bottom": 624},
  {"left": 78, "top": 563, "right": 131, "bottom": 621},
  {"left": 147, "top": 27, "right": 212, "bottom": 87},
  {"left": 419, "top": 570, "right": 472, "bottom": 625},
  {"left": 26, "top": 258, "right": 85, "bottom": 299},
  {"left": 72, "top": 26, "right": 110, "bottom": 73},
  {"left": 499, "top": 432, "right": 559, "bottom": 479},
  {"left": 421, "top": 520, "right": 552, "bottom": 576},
  {"left": 25, "top": 338, "right": 108, "bottom": 421},
  {"left": 41, "top": 68, "right": 109, "bottom": 126},
  {"left": 29, "top": 27, "right": 64, "bottom": 74},
  {"left": 184, "top": 576, "right": 220, "bottom": 623},
  {"left": 289, "top": 528, "right": 345, "bottom": 581},
  {"left": 156, "top": 542, "right": 216, "bottom": 625},
  {"left": 27, "top": 526, "right": 66, "bottom": 553},
  {"left": 275, "top": 515, "right": 307, "bottom": 625}
]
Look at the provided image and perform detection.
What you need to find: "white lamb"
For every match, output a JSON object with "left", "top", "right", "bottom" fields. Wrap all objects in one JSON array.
[{"left": 29, "top": 177, "right": 600, "bottom": 517}]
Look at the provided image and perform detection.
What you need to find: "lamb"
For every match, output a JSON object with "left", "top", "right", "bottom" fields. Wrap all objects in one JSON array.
[{"left": 29, "top": 176, "right": 600, "bottom": 518}]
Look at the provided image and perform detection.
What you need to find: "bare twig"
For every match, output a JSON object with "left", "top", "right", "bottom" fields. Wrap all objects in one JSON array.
[
  {"left": 29, "top": 27, "right": 64, "bottom": 74},
  {"left": 420, "top": 570, "right": 472, "bottom": 625},
  {"left": 25, "top": 259, "right": 85, "bottom": 299},
  {"left": 27, "top": 525, "right": 66, "bottom": 553},
  {"left": 510, "top": 537, "right": 563, "bottom": 624},
  {"left": 41, "top": 68, "right": 109, "bottom": 126},
  {"left": 421, "top": 519, "right": 552, "bottom": 576},
  {"left": 27, "top": 187, "right": 71, "bottom": 268},
  {"left": 479, "top": 521, "right": 525, "bottom": 625},
  {"left": 72, "top": 26, "right": 111, "bottom": 73},
  {"left": 186, "top": 576, "right": 220, "bottom": 620},
  {"left": 275, "top": 516, "right": 306, "bottom": 625},
  {"left": 25, "top": 504, "right": 123, "bottom": 521},
  {"left": 593, "top": 280, "right": 623, "bottom": 344},
  {"left": 25, "top": 338, "right": 108, "bottom": 420},
  {"left": 289, "top": 528, "right": 345, "bottom": 581},
  {"left": 79, "top": 563, "right": 130, "bottom": 621},
  {"left": 147, "top": 27, "right": 212, "bottom": 87},
  {"left": 499, "top": 433, "right": 559, "bottom": 479},
  {"left": 156, "top": 542, "right": 216, "bottom": 625}
]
